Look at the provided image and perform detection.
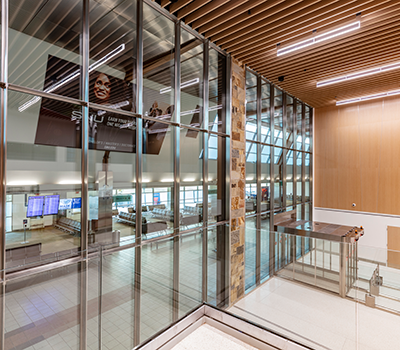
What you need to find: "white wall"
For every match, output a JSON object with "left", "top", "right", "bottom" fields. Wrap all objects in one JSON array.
[{"left": 313, "top": 207, "right": 400, "bottom": 264}]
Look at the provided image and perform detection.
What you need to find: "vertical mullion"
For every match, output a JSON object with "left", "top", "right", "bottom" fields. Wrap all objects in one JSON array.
[
  {"left": 269, "top": 86, "right": 275, "bottom": 276},
  {"left": 0, "top": 0, "right": 8, "bottom": 349},
  {"left": 301, "top": 103, "right": 306, "bottom": 219},
  {"left": 310, "top": 107, "right": 313, "bottom": 221},
  {"left": 256, "top": 75, "right": 261, "bottom": 285},
  {"left": 80, "top": 0, "right": 89, "bottom": 349},
  {"left": 172, "top": 21, "right": 181, "bottom": 322},
  {"left": 282, "top": 93, "right": 287, "bottom": 210},
  {"left": 293, "top": 99, "right": 298, "bottom": 211},
  {"left": 134, "top": 0, "right": 143, "bottom": 345},
  {"left": 202, "top": 40, "right": 209, "bottom": 302}
]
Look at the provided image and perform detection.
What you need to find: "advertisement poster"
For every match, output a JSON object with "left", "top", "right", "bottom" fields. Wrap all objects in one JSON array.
[
  {"left": 153, "top": 193, "right": 160, "bottom": 205},
  {"left": 34, "top": 55, "right": 171, "bottom": 155}
]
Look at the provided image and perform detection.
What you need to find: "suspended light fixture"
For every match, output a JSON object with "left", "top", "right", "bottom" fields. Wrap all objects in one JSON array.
[
  {"left": 336, "top": 89, "right": 400, "bottom": 105},
  {"left": 277, "top": 21, "right": 360, "bottom": 56},
  {"left": 317, "top": 61, "right": 400, "bottom": 87}
]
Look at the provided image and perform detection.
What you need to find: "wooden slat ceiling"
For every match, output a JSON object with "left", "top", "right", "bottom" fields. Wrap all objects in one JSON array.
[{"left": 159, "top": 0, "right": 400, "bottom": 108}]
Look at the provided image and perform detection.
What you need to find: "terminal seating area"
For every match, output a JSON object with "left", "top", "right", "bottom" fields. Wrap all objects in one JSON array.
[
  {"left": 56, "top": 218, "right": 81, "bottom": 236},
  {"left": 117, "top": 212, "right": 147, "bottom": 226},
  {"left": 151, "top": 208, "right": 176, "bottom": 222}
]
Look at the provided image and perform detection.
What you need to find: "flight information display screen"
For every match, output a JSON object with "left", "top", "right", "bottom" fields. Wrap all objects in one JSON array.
[
  {"left": 44, "top": 195, "right": 60, "bottom": 215},
  {"left": 27, "top": 196, "right": 44, "bottom": 217}
]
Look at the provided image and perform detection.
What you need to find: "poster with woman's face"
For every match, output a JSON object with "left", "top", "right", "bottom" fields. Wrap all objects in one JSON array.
[{"left": 34, "top": 55, "right": 170, "bottom": 155}]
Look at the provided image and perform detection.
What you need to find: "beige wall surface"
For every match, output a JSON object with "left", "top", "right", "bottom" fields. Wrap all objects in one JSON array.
[{"left": 315, "top": 96, "right": 400, "bottom": 216}]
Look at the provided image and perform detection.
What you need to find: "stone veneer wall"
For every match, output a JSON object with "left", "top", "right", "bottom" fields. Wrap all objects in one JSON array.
[{"left": 230, "top": 58, "right": 246, "bottom": 304}]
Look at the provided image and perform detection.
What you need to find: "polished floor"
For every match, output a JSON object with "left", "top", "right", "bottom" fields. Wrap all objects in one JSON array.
[
  {"left": 230, "top": 277, "right": 400, "bottom": 350},
  {"left": 171, "top": 324, "right": 257, "bottom": 350}
]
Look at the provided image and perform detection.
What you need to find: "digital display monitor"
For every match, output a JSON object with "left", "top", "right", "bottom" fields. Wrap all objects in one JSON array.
[
  {"left": 71, "top": 198, "right": 81, "bottom": 209},
  {"left": 59, "top": 198, "right": 72, "bottom": 210},
  {"left": 27, "top": 196, "right": 44, "bottom": 217},
  {"left": 59, "top": 198, "right": 81, "bottom": 210},
  {"left": 44, "top": 195, "right": 60, "bottom": 215}
]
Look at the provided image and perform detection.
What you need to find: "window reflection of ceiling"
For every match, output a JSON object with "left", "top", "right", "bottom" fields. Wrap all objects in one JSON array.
[{"left": 9, "top": 0, "right": 225, "bottom": 110}]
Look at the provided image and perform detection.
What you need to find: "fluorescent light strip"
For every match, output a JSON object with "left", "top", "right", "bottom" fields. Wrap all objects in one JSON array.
[
  {"left": 160, "top": 78, "right": 199, "bottom": 94},
  {"left": 318, "top": 61, "right": 400, "bottom": 87},
  {"left": 278, "top": 21, "right": 360, "bottom": 56},
  {"left": 19, "top": 44, "right": 126, "bottom": 112},
  {"left": 336, "top": 89, "right": 400, "bottom": 105}
]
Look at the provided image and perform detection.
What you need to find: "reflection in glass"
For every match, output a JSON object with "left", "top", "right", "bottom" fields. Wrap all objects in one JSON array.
[
  {"left": 246, "top": 142, "right": 257, "bottom": 215},
  {"left": 286, "top": 96, "right": 294, "bottom": 148},
  {"left": 180, "top": 29, "right": 203, "bottom": 126},
  {"left": 286, "top": 150, "right": 294, "bottom": 207},
  {"left": 6, "top": 91, "right": 81, "bottom": 261},
  {"left": 89, "top": 0, "right": 137, "bottom": 113},
  {"left": 142, "top": 123, "right": 174, "bottom": 237},
  {"left": 261, "top": 81, "right": 271, "bottom": 144},
  {"left": 261, "top": 145, "right": 271, "bottom": 213},
  {"left": 246, "top": 71, "right": 257, "bottom": 139},
  {"left": 9, "top": 0, "right": 82, "bottom": 94},
  {"left": 297, "top": 150, "right": 303, "bottom": 201},
  {"left": 296, "top": 102, "right": 303, "bottom": 151},
  {"left": 180, "top": 128, "right": 203, "bottom": 229},
  {"left": 274, "top": 88, "right": 283, "bottom": 146},
  {"left": 245, "top": 217, "right": 257, "bottom": 290},
  {"left": 209, "top": 48, "right": 226, "bottom": 132},
  {"left": 143, "top": 3, "right": 175, "bottom": 121},
  {"left": 274, "top": 147, "right": 283, "bottom": 208},
  {"left": 209, "top": 135, "right": 227, "bottom": 223}
]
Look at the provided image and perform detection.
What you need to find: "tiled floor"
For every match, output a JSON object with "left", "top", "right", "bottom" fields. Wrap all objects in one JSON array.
[
  {"left": 230, "top": 277, "right": 400, "bottom": 350},
  {"left": 171, "top": 324, "right": 257, "bottom": 350}
]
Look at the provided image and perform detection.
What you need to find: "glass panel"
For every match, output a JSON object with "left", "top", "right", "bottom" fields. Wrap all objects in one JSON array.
[
  {"left": 274, "top": 147, "right": 283, "bottom": 209},
  {"left": 274, "top": 88, "right": 283, "bottom": 147},
  {"left": 5, "top": 262, "right": 81, "bottom": 350},
  {"left": 6, "top": 91, "right": 81, "bottom": 260},
  {"left": 208, "top": 48, "right": 226, "bottom": 132},
  {"left": 89, "top": 0, "right": 136, "bottom": 113},
  {"left": 179, "top": 229, "right": 203, "bottom": 318},
  {"left": 245, "top": 217, "right": 257, "bottom": 290},
  {"left": 246, "top": 142, "right": 257, "bottom": 215},
  {"left": 260, "top": 212, "right": 270, "bottom": 281},
  {"left": 261, "top": 80, "right": 270, "bottom": 144},
  {"left": 246, "top": 71, "right": 257, "bottom": 140},
  {"left": 87, "top": 105, "right": 137, "bottom": 244},
  {"left": 286, "top": 150, "right": 294, "bottom": 207},
  {"left": 297, "top": 151, "right": 303, "bottom": 201},
  {"left": 143, "top": 123, "right": 174, "bottom": 237},
  {"left": 286, "top": 95, "right": 294, "bottom": 148},
  {"left": 305, "top": 105, "right": 312, "bottom": 152},
  {"left": 296, "top": 102, "right": 303, "bottom": 151},
  {"left": 143, "top": 3, "right": 175, "bottom": 121},
  {"left": 180, "top": 128, "right": 203, "bottom": 229},
  {"left": 208, "top": 135, "right": 227, "bottom": 223},
  {"left": 261, "top": 145, "right": 271, "bottom": 213},
  {"left": 180, "top": 28, "right": 203, "bottom": 127},
  {"left": 141, "top": 238, "right": 173, "bottom": 342},
  {"left": 207, "top": 226, "right": 217, "bottom": 304},
  {"left": 9, "top": 0, "right": 82, "bottom": 95}
]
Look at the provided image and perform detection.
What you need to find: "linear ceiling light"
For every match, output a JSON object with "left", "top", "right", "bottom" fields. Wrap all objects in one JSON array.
[
  {"left": 277, "top": 21, "right": 360, "bottom": 56},
  {"left": 318, "top": 61, "right": 400, "bottom": 87},
  {"left": 19, "top": 44, "right": 126, "bottom": 112},
  {"left": 160, "top": 78, "right": 199, "bottom": 94},
  {"left": 336, "top": 89, "right": 400, "bottom": 106}
]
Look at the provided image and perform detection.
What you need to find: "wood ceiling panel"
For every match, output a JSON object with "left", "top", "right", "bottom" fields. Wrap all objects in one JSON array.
[{"left": 157, "top": 0, "right": 400, "bottom": 108}]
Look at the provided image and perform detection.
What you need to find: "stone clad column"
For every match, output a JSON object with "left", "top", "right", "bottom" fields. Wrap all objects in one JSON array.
[{"left": 230, "top": 58, "right": 246, "bottom": 304}]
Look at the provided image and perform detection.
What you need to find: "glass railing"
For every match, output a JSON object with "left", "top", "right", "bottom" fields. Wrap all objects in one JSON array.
[
  {"left": 3, "top": 223, "right": 400, "bottom": 350},
  {"left": 234, "top": 227, "right": 400, "bottom": 350},
  {"left": 2, "top": 224, "right": 228, "bottom": 350}
]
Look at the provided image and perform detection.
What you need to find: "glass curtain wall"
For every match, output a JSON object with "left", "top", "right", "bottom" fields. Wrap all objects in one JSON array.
[
  {"left": 0, "top": 1, "right": 230, "bottom": 349},
  {"left": 244, "top": 68, "right": 313, "bottom": 291}
]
